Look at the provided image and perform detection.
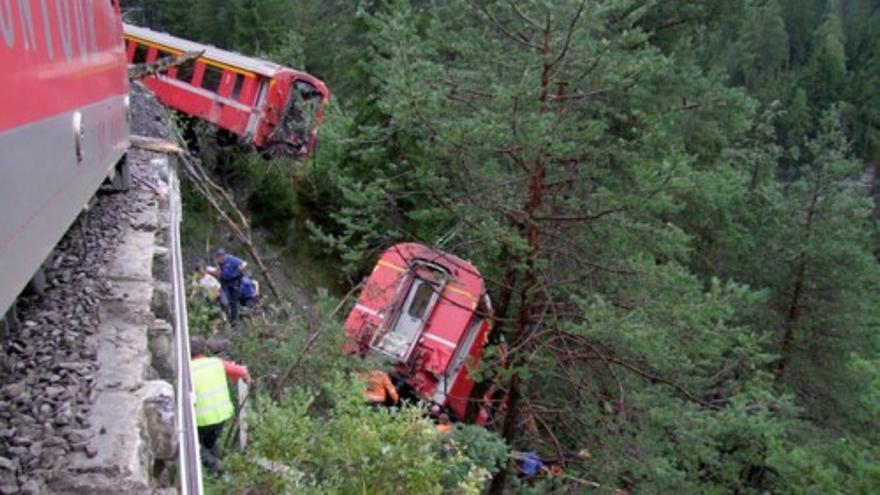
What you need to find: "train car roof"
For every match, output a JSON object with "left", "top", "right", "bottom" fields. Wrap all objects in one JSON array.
[
  {"left": 123, "top": 23, "right": 284, "bottom": 77},
  {"left": 384, "top": 243, "right": 485, "bottom": 296}
]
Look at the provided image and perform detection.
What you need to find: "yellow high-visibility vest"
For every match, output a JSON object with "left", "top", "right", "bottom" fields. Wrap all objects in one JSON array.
[{"left": 191, "top": 357, "right": 234, "bottom": 427}]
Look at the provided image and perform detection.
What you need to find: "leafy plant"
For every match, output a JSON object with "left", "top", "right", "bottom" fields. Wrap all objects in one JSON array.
[{"left": 210, "top": 375, "right": 508, "bottom": 494}]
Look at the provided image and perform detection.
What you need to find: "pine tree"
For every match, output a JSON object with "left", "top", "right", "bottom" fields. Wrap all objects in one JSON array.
[
  {"left": 191, "top": 0, "right": 236, "bottom": 49},
  {"left": 806, "top": 7, "right": 848, "bottom": 110},
  {"left": 361, "top": 1, "right": 797, "bottom": 491},
  {"left": 730, "top": 0, "right": 789, "bottom": 100},
  {"left": 769, "top": 109, "right": 879, "bottom": 429},
  {"left": 153, "top": 0, "right": 192, "bottom": 36}
]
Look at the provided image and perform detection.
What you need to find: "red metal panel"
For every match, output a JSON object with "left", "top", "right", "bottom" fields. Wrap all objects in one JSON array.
[
  {"left": 192, "top": 61, "right": 205, "bottom": 88},
  {"left": 0, "top": 0, "right": 129, "bottom": 133},
  {"left": 142, "top": 77, "right": 252, "bottom": 135},
  {"left": 218, "top": 70, "right": 235, "bottom": 98},
  {"left": 146, "top": 45, "right": 157, "bottom": 62},
  {"left": 0, "top": 0, "right": 128, "bottom": 314},
  {"left": 238, "top": 76, "right": 257, "bottom": 105},
  {"left": 126, "top": 39, "right": 135, "bottom": 61},
  {"left": 445, "top": 320, "right": 491, "bottom": 421}
]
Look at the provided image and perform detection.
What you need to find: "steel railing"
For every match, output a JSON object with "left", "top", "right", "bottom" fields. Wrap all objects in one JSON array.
[{"left": 167, "top": 157, "right": 204, "bottom": 495}]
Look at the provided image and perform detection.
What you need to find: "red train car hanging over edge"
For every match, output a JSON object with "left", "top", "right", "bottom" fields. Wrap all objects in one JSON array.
[
  {"left": 123, "top": 23, "right": 329, "bottom": 159},
  {"left": 344, "top": 243, "right": 505, "bottom": 425}
]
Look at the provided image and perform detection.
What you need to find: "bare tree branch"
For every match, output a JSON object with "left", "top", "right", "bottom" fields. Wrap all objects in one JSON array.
[
  {"left": 548, "top": 0, "right": 588, "bottom": 70},
  {"left": 507, "top": 0, "right": 542, "bottom": 30},
  {"left": 470, "top": 0, "right": 543, "bottom": 51},
  {"left": 128, "top": 50, "right": 203, "bottom": 80}
]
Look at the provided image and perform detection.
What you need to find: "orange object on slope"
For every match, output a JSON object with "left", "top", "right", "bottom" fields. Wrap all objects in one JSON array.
[{"left": 360, "top": 370, "right": 399, "bottom": 404}]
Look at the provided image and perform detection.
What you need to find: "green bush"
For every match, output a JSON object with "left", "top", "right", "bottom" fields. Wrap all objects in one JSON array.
[
  {"left": 224, "top": 153, "right": 299, "bottom": 237},
  {"left": 187, "top": 295, "right": 225, "bottom": 336},
  {"left": 209, "top": 375, "right": 508, "bottom": 494},
  {"left": 247, "top": 166, "right": 298, "bottom": 235}
]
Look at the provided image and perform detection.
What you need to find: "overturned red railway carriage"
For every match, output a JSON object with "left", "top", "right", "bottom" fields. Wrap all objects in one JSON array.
[
  {"left": 344, "top": 243, "right": 503, "bottom": 424},
  {"left": 123, "top": 23, "right": 329, "bottom": 158},
  {"left": 0, "top": 0, "right": 130, "bottom": 316}
]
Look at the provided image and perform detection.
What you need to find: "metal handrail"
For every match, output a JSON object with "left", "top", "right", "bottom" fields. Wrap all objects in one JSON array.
[{"left": 168, "top": 158, "right": 204, "bottom": 495}]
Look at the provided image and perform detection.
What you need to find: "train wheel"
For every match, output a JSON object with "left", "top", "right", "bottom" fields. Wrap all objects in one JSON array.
[
  {"left": 26, "top": 264, "right": 48, "bottom": 296},
  {"left": 104, "top": 154, "right": 131, "bottom": 192},
  {"left": 1, "top": 306, "right": 18, "bottom": 338}
]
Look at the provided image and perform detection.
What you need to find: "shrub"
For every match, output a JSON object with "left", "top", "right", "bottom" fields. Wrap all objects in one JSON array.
[{"left": 210, "top": 375, "right": 508, "bottom": 494}]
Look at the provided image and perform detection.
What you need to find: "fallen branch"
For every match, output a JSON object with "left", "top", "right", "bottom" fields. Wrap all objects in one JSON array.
[
  {"left": 270, "top": 282, "right": 363, "bottom": 401},
  {"left": 128, "top": 50, "right": 203, "bottom": 80},
  {"left": 130, "top": 134, "right": 285, "bottom": 304},
  {"left": 130, "top": 135, "right": 184, "bottom": 154}
]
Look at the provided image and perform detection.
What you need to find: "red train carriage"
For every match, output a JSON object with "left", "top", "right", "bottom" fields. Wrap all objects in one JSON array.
[
  {"left": 0, "top": 0, "right": 130, "bottom": 316},
  {"left": 344, "top": 243, "right": 504, "bottom": 424},
  {"left": 122, "top": 24, "right": 329, "bottom": 158}
]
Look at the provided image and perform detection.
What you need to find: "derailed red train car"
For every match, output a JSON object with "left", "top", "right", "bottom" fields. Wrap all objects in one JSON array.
[
  {"left": 0, "top": 0, "right": 130, "bottom": 316},
  {"left": 344, "top": 243, "right": 504, "bottom": 424},
  {"left": 123, "top": 24, "right": 329, "bottom": 158}
]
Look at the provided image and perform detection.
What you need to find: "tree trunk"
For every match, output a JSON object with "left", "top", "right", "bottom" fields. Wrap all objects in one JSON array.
[
  {"left": 775, "top": 169, "right": 821, "bottom": 379},
  {"left": 464, "top": 260, "right": 518, "bottom": 422},
  {"left": 489, "top": 155, "right": 547, "bottom": 492},
  {"left": 775, "top": 258, "right": 805, "bottom": 378},
  {"left": 489, "top": 373, "right": 521, "bottom": 494}
]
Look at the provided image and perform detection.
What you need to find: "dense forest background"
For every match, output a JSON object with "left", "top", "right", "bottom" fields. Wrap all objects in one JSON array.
[{"left": 123, "top": 1, "right": 879, "bottom": 493}]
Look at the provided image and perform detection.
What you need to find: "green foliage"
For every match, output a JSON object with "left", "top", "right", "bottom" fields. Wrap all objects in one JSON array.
[
  {"left": 728, "top": 0, "right": 789, "bottom": 98},
  {"left": 806, "top": 9, "right": 848, "bottom": 110},
  {"left": 267, "top": 31, "right": 306, "bottom": 69},
  {"left": 225, "top": 153, "right": 299, "bottom": 237},
  {"left": 297, "top": 98, "right": 449, "bottom": 277},
  {"left": 247, "top": 167, "right": 297, "bottom": 236},
  {"left": 179, "top": 176, "right": 217, "bottom": 260},
  {"left": 231, "top": 296, "right": 350, "bottom": 386},
  {"left": 769, "top": 431, "right": 880, "bottom": 494},
  {"left": 186, "top": 296, "right": 225, "bottom": 336},
  {"left": 210, "top": 376, "right": 508, "bottom": 494}
]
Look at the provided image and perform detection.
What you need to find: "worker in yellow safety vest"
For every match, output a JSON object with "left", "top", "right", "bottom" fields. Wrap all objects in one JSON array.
[
  {"left": 190, "top": 336, "right": 251, "bottom": 471},
  {"left": 358, "top": 369, "right": 399, "bottom": 406}
]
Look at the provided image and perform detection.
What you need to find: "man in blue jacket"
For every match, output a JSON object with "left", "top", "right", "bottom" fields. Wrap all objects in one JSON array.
[
  {"left": 239, "top": 276, "right": 260, "bottom": 308},
  {"left": 213, "top": 248, "right": 248, "bottom": 322}
]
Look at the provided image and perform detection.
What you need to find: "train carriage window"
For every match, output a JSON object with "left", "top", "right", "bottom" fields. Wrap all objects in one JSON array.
[
  {"left": 231, "top": 74, "right": 246, "bottom": 101},
  {"left": 132, "top": 43, "right": 149, "bottom": 64},
  {"left": 177, "top": 59, "right": 197, "bottom": 84},
  {"left": 407, "top": 281, "right": 436, "bottom": 319},
  {"left": 157, "top": 49, "right": 174, "bottom": 61},
  {"left": 201, "top": 65, "right": 223, "bottom": 93}
]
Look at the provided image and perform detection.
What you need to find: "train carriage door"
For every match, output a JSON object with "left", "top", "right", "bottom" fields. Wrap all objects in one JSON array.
[
  {"left": 245, "top": 76, "right": 270, "bottom": 138},
  {"left": 254, "top": 77, "right": 269, "bottom": 110},
  {"left": 372, "top": 270, "right": 446, "bottom": 360},
  {"left": 434, "top": 309, "right": 485, "bottom": 407}
]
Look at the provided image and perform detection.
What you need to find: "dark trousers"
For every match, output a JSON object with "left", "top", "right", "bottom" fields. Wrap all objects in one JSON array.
[
  {"left": 198, "top": 422, "right": 224, "bottom": 451},
  {"left": 197, "top": 422, "right": 224, "bottom": 471},
  {"left": 221, "top": 278, "right": 241, "bottom": 321}
]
